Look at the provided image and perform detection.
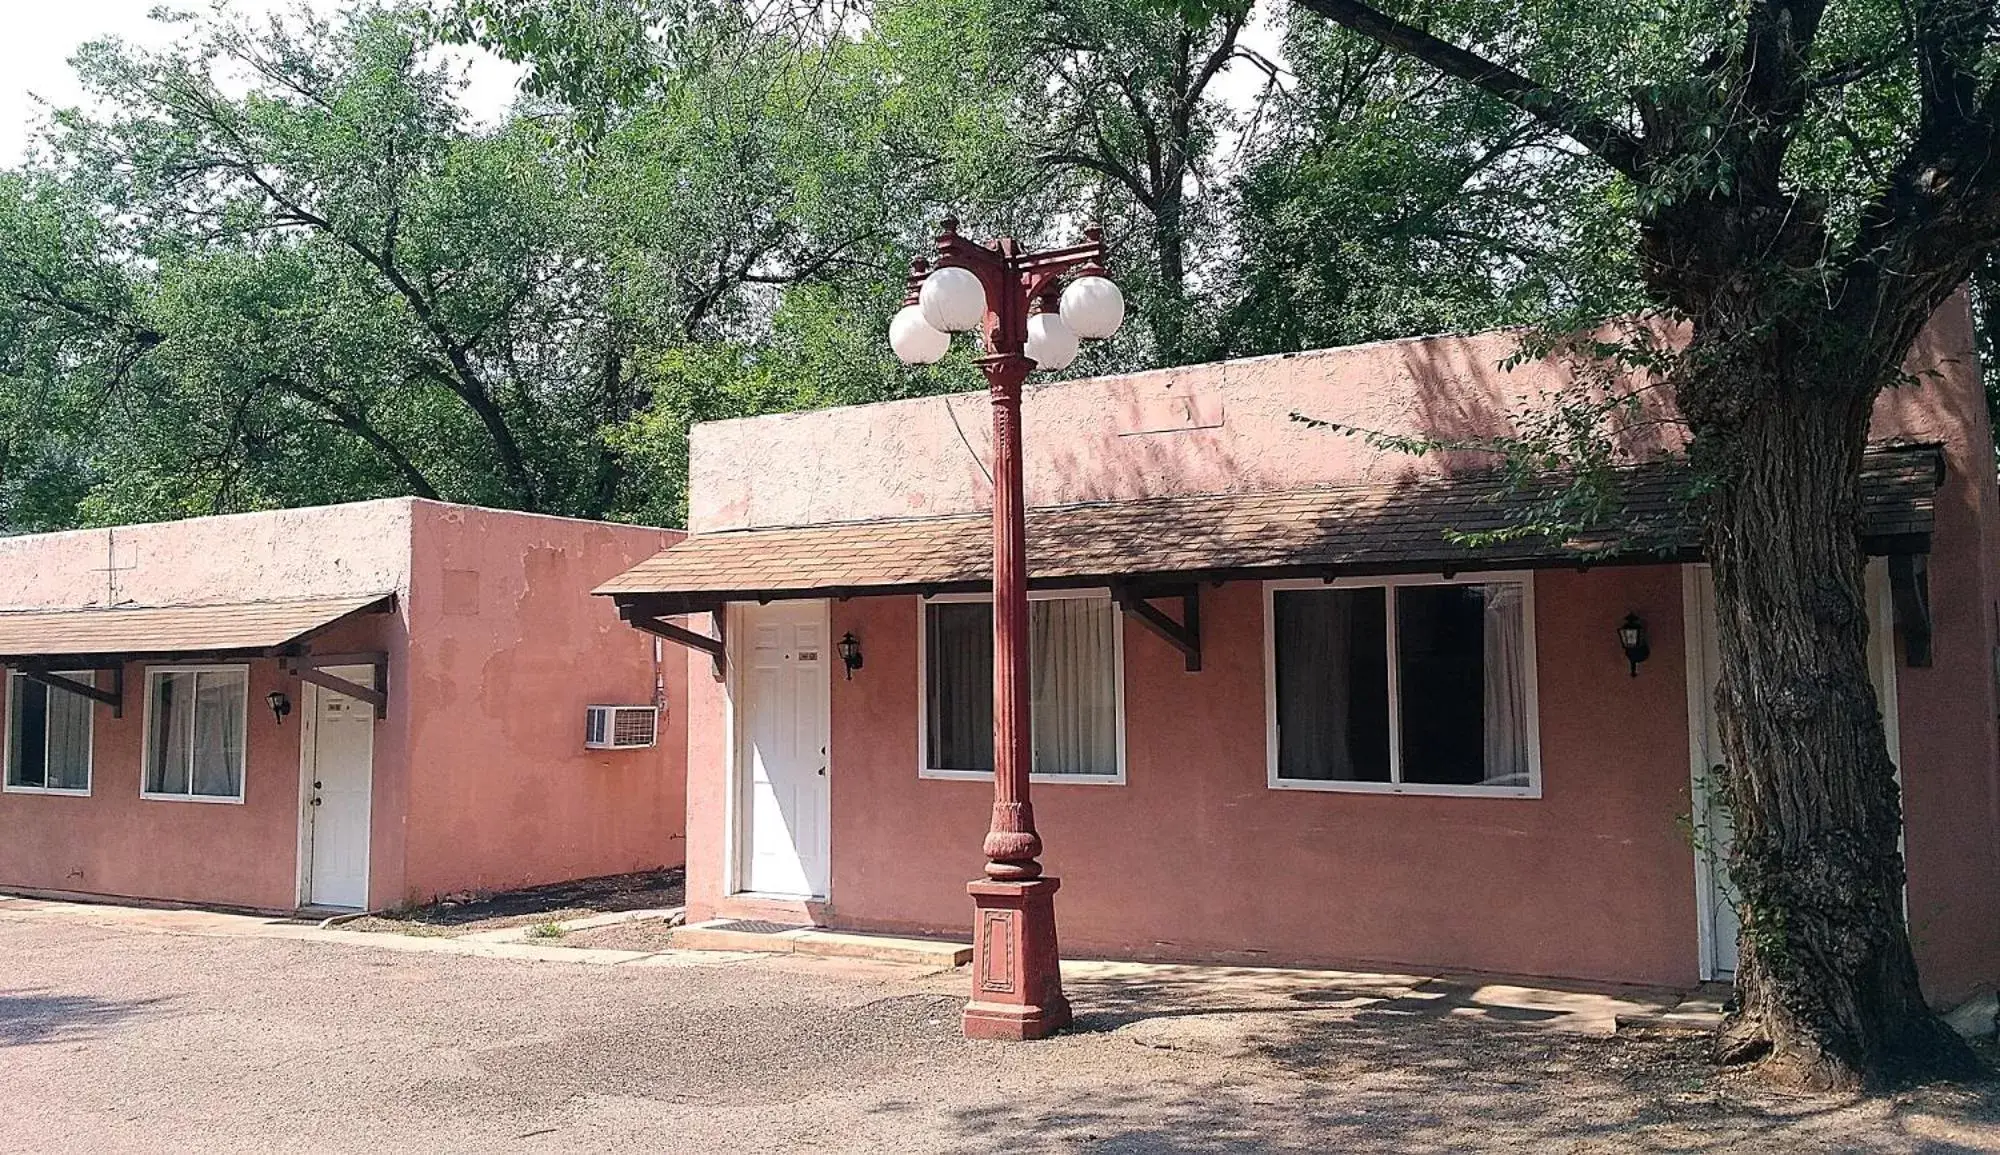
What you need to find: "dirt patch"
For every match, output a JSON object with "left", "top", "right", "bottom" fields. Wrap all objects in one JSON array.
[
  {"left": 343, "top": 868, "right": 684, "bottom": 938},
  {"left": 551, "top": 918, "right": 682, "bottom": 953}
]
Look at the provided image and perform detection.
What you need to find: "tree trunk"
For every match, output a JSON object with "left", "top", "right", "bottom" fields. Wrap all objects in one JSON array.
[
  {"left": 1693, "top": 374, "right": 1981, "bottom": 1090},
  {"left": 1152, "top": 180, "right": 1188, "bottom": 366}
]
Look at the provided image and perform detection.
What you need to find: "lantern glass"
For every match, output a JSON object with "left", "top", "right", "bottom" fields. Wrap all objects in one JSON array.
[
  {"left": 889, "top": 304, "right": 949, "bottom": 364},
  {"left": 1059, "top": 275, "right": 1125, "bottom": 339},
  {"left": 917, "top": 265, "right": 987, "bottom": 333},
  {"left": 1024, "top": 311, "right": 1080, "bottom": 370}
]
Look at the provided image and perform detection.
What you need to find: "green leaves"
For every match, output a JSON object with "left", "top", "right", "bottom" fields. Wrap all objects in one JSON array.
[{"left": 0, "top": 0, "right": 1712, "bottom": 533}]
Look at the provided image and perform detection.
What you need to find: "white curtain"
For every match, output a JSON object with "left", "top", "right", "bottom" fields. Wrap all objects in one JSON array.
[
  {"left": 1029, "top": 598, "right": 1118, "bottom": 776},
  {"left": 44, "top": 676, "right": 92, "bottom": 790},
  {"left": 147, "top": 669, "right": 246, "bottom": 797},
  {"left": 191, "top": 670, "right": 246, "bottom": 797},
  {"left": 1481, "top": 584, "right": 1531, "bottom": 786}
]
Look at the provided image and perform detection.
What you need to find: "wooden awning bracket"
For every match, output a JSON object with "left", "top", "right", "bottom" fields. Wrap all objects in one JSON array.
[
  {"left": 282, "top": 651, "right": 389, "bottom": 719},
  {"left": 1112, "top": 584, "right": 1201, "bottom": 672},
  {"left": 1889, "top": 553, "right": 1933, "bottom": 668},
  {"left": 20, "top": 665, "right": 124, "bottom": 718},
  {"left": 626, "top": 611, "right": 726, "bottom": 681}
]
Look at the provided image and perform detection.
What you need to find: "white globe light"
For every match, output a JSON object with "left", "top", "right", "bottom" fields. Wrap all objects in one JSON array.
[
  {"left": 1024, "top": 312, "right": 1079, "bottom": 371},
  {"left": 918, "top": 265, "right": 987, "bottom": 333},
  {"left": 889, "top": 305, "right": 950, "bottom": 365},
  {"left": 1059, "top": 275, "right": 1125, "bottom": 339}
]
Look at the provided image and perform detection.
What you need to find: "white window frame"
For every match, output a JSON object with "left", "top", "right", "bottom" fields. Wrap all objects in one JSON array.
[
  {"left": 1264, "top": 572, "right": 1543, "bottom": 799},
  {"left": 916, "top": 589, "right": 1128, "bottom": 785},
  {"left": 139, "top": 664, "right": 251, "bottom": 805},
  {"left": 3, "top": 670, "right": 95, "bottom": 797}
]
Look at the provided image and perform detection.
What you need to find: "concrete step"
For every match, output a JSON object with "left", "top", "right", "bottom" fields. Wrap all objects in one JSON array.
[{"left": 672, "top": 920, "right": 971, "bottom": 967}]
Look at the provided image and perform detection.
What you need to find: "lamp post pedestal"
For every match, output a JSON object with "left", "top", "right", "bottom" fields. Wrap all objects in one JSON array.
[{"left": 963, "top": 877, "right": 1071, "bottom": 1039}]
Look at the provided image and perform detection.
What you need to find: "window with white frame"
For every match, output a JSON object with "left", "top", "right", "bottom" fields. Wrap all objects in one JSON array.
[
  {"left": 921, "top": 592, "right": 1124, "bottom": 780},
  {"left": 1267, "top": 575, "right": 1538, "bottom": 795},
  {"left": 5, "top": 672, "right": 94, "bottom": 794},
  {"left": 142, "top": 667, "right": 249, "bottom": 801}
]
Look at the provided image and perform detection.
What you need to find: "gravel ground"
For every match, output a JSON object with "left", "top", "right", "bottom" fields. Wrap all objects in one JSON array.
[
  {"left": 342, "top": 869, "right": 683, "bottom": 938},
  {"left": 553, "top": 918, "right": 681, "bottom": 952},
  {"left": 1, "top": 915, "right": 1996, "bottom": 1153}
]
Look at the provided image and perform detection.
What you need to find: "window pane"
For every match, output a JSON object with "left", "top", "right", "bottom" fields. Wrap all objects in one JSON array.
[
  {"left": 1398, "top": 583, "right": 1530, "bottom": 786},
  {"left": 8, "top": 676, "right": 49, "bottom": 789},
  {"left": 1029, "top": 598, "right": 1118, "bottom": 776},
  {"left": 1273, "top": 588, "right": 1391, "bottom": 781},
  {"left": 926, "top": 603, "right": 993, "bottom": 772},
  {"left": 191, "top": 671, "right": 246, "bottom": 798},
  {"left": 147, "top": 673, "right": 192, "bottom": 795},
  {"left": 44, "top": 674, "right": 92, "bottom": 791}
]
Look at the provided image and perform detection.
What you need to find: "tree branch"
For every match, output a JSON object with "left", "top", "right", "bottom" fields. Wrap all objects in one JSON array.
[{"left": 1288, "top": 0, "right": 1644, "bottom": 178}]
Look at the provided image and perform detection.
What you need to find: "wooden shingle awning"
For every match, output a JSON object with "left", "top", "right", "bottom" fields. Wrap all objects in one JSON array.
[
  {"left": 0, "top": 593, "right": 397, "bottom": 667},
  {"left": 598, "top": 444, "right": 1945, "bottom": 617}
]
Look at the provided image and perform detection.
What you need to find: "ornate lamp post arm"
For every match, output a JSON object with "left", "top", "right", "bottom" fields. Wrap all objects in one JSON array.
[{"left": 889, "top": 217, "right": 1124, "bottom": 1040}]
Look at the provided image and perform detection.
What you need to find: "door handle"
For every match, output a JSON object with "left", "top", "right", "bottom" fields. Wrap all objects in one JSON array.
[{"left": 309, "top": 797, "right": 322, "bottom": 806}]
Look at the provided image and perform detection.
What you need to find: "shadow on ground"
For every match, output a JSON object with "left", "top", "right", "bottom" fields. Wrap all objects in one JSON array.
[
  {"left": 0, "top": 988, "right": 167, "bottom": 1048},
  {"left": 929, "top": 966, "right": 2000, "bottom": 1153}
]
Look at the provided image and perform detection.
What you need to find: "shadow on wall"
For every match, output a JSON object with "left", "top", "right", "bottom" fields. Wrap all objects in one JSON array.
[
  {"left": 0, "top": 988, "right": 168, "bottom": 1047},
  {"left": 1033, "top": 334, "right": 1675, "bottom": 509}
]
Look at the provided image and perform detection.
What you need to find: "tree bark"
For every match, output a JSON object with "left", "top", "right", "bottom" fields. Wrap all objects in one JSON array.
[
  {"left": 1690, "top": 367, "right": 1981, "bottom": 1091},
  {"left": 1151, "top": 182, "right": 1188, "bottom": 365}
]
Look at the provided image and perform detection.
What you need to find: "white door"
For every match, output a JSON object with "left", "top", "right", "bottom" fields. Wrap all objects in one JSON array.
[
  {"left": 736, "top": 601, "right": 831, "bottom": 898},
  {"left": 303, "top": 666, "right": 375, "bottom": 909},
  {"left": 1686, "top": 568, "right": 1739, "bottom": 978},
  {"left": 1688, "top": 563, "right": 1898, "bottom": 979}
]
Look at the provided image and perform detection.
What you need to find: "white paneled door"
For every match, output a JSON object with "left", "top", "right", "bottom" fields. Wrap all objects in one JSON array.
[
  {"left": 303, "top": 666, "right": 375, "bottom": 909},
  {"left": 737, "top": 601, "right": 832, "bottom": 898}
]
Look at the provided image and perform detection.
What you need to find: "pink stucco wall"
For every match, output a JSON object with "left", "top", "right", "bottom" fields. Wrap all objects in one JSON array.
[
  {"left": 0, "top": 499, "right": 687, "bottom": 912},
  {"left": 681, "top": 301, "right": 2000, "bottom": 1000},
  {"left": 1869, "top": 303, "right": 2000, "bottom": 1000},
  {"left": 689, "top": 572, "right": 1702, "bottom": 987},
  {"left": 0, "top": 500, "right": 414, "bottom": 608},
  {"left": 689, "top": 307, "right": 1974, "bottom": 533},
  {"left": 394, "top": 502, "right": 686, "bottom": 906},
  {"left": 0, "top": 613, "right": 400, "bottom": 911}
]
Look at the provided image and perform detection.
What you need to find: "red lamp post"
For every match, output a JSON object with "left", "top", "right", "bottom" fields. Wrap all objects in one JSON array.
[{"left": 890, "top": 218, "right": 1125, "bottom": 1040}]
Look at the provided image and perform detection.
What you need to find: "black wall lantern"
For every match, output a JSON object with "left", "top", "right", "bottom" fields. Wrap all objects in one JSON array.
[
  {"left": 267, "top": 689, "right": 293, "bottom": 723},
  {"left": 837, "top": 632, "right": 863, "bottom": 680},
  {"left": 1618, "top": 613, "right": 1651, "bottom": 677}
]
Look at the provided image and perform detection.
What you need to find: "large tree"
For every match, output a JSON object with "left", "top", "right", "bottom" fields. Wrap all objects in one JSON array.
[{"left": 1292, "top": 0, "right": 1992, "bottom": 1088}]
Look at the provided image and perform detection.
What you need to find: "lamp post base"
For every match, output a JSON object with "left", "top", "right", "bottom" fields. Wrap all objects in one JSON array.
[{"left": 962, "top": 877, "right": 1071, "bottom": 1040}]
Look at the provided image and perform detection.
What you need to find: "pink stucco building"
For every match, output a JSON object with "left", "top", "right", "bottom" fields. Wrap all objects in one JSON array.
[
  {"left": 602, "top": 299, "right": 2000, "bottom": 1003},
  {"left": 0, "top": 499, "right": 687, "bottom": 913}
]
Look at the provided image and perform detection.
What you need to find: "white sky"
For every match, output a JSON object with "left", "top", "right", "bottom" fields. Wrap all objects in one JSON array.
[{"left": 0, "top": 1, "right": 524, "bottom": 165}]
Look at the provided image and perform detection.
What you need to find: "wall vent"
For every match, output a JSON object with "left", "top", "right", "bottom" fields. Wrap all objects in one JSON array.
[{"left": 585, "top": 705, "right": 659, "bottom": 750}]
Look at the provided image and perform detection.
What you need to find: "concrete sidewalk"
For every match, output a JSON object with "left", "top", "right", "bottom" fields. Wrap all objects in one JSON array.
[
  {"left": 0, "top": 893, "right": 724, "bottom": 967},
  {"left": 0, "top": 893, "right": 1719, "bottom": 1037}
]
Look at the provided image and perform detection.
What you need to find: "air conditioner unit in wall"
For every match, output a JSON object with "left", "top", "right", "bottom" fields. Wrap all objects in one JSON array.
[{"left": 585, "top": 705, "right": 659, "bottom": 750}]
